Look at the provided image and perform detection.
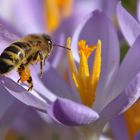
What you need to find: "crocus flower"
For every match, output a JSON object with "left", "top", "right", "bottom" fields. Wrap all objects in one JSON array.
[
  {"left": 1, "top": 5, "right": 140, "bottom": 140},
  {"left": 33, "top": 9, "right": 140, "bottom": 139},
  {"left": 0, "top": 0, "right": 105, "bottom": 139},
  {"left": 4, "top": 7, "right": 131, "bottom": 139},
  {"left": 1, "top": 1, "right": 140, "bottom": 140}
]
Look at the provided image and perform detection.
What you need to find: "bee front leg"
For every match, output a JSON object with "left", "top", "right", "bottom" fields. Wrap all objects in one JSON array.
[
  {"left": 38, "top": 52, "right": 44, "bottom": 78},
  {"left": 40, "top": 60, "right": 43, "bottom": 78},
  {"left": 33, "top": 51, "right": 44, "bottom": 78}
]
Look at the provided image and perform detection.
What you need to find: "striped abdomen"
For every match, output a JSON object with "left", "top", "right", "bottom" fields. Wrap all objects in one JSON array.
[{"left": 0, "top": 42, "right": 31, "bottom": 74}]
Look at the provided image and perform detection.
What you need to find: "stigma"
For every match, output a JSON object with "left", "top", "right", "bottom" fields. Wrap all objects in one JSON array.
[{"left": 67, "top": 38, "right": 101, "bottom": 107}]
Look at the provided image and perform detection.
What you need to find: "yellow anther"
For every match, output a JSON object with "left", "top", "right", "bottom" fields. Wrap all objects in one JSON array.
[
  {"left": 90, "top": 40, "right": 101, "bottom": 95},
  {"left": 67, "top": 38, "right": 79, "bottom": 89},
  {"left": 78, "top": 40, "right": 96, "bottom": 59},
  {"left": 67, "top": 38, "right": 102, "bottom": 107}
]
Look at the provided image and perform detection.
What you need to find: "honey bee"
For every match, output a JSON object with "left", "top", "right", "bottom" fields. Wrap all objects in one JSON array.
[{"left": 0, "top": 34, "right": 69, "bottom": 91}]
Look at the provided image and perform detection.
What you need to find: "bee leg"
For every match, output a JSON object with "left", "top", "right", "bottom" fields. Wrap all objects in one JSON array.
[
  {"left": 17, "top": 64, "right": 33, "bottom": 91},
  {"left": 37, "top": 52, "right": 44, "bottom": 78},
  {"left": 43, "top": 59, "right": 45, "bottom": 65},
  {"left": 17, "top": 64, "right": 25, "bottom": 83},
  {"left": 17, "top": 78, "right": 21, "bottom": 83},
  {"left": 27, "top": 76, "right": 33, "bottom": 91},
  {"left": 33, "top": 51, "right": 44, "bottom": 78},
  {"left": 40, "top": 60, "right": 43, "bottom": 78}
]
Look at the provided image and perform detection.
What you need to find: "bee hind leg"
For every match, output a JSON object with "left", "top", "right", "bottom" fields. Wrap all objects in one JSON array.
[
  {"left": 17, "top": 64, "right": 25, "bottom": 83},
  {"left": 27, "top": 76, "right": 33, "bottom": 91},
  {"left": 17, "top": 64, "right": 33, "bottom": 91}
]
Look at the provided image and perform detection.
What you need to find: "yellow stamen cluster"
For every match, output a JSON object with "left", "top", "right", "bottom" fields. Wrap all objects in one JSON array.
[
  {"left": 67, "top": 38, "right": 101, "bottom": 107},
  {"left": 44, "top": 0, "right": 73, "bottom": 33}
]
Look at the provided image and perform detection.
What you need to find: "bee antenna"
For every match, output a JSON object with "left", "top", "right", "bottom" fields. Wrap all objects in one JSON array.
[{"left": 53, "top": 44, "right": 71, "bottom": 50}]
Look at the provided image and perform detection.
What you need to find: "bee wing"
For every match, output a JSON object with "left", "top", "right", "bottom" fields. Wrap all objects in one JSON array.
[{"left": 0, "top": 19, "right": 22, "bottom": 53}]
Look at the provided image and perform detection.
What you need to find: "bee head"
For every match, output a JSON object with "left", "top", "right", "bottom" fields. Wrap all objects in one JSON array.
[{"left": 42, "top": 34, "right": 53, "bottom": 52}]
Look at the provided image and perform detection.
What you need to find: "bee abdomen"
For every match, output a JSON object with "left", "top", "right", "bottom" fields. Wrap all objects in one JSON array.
[
  {"left": 0, "top": 59, "right": 15, "bottom": 74},
  {"left": 0, "top": 42, "right": 29, "bottom": 74},
  {"left": 12, "top": 42, "right": 31, "bottom": 54}
]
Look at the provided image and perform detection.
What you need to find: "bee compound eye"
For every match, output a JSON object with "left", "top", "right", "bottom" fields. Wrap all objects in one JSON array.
[{"left": 48, "top": 40, "right": 52, "bottom": 45}]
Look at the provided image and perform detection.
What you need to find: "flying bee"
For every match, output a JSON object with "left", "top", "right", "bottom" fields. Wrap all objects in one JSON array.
[{"left": 0, "top": 34, "right": 70, "bottom": 91}]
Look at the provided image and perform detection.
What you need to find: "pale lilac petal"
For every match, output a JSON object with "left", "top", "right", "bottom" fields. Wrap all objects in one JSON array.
[
  {"left": 0, "top": 76, "right": 47, "bottom": 112},
  {"left": 100, "top": 72, "right": 140, "bottom": 122},
  {"left": 107, "top": 34, "right": 140, "bottom": 104},
  {"left": 0, "top": 18, "right": 21, "bottom": 52},
  {"left": 117, "top": 2, "right": 140, "bottom": 46},
  {"left": 48, "top": 98, "right": 99, "bottom": 126},
  {"left": 110, "top": 115, "right": 129, "bottom": 140},
  {"left": 11, "top": 0, "right": 44, "bottom": 34},
  {"left": 71, "top": 10, "right": 120, "bottom": 112}
]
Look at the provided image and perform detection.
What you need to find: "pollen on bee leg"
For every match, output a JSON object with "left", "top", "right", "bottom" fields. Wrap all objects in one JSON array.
[
  {"left": 17, "top": 66, "right": 33, "bottom": 91},
  {"left": 20, "top": 67, "right": 31, "bottom": 82},
  {"left": 17, "top": 65, "right": 31, "bottom": 83}
]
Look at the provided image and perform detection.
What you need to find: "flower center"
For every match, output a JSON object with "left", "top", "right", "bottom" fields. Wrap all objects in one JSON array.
[
  {"left": 44, "top": 0, "right": 73, "bottom": 33},
  {"left": 67, "top": 38, "right": 101, "bottom": 107}
]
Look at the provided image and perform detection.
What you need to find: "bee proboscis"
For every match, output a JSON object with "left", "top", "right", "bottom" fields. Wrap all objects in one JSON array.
[{"left": 0, "top": 34, "right": 70, "bottom": 91}]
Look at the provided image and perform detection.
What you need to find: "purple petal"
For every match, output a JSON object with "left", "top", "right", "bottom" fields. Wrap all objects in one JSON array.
[
  {"left": 0, "top": 80, "right": 28, "bottom": 125},
  {"left": 0, "top": 100, "right": 26, "bottom": 126},
  {"left": 100, "top": 0, "right": 118, "bottom": 19},
  {"left": 0, "top": 76, "right": 47, "bottom": 112},
  {"left": 100, "top": 71, "right": 140, "bottom": 122},
  {"left": 50, "top": 33, "right": 66, "bottom": 68},
  {"left": 28, "top": 64, "right": 57, "bottom": 102},
  {"left": 135, "top": 131, "right": 140, "bottom": 140},
  {"left": 71, "top": 10, "right": 120, "bottom": 112},
  {"left": 11, "top": 0, "right": 45, "bottom": 34},
  {"left": 117, "top": 2, "right": 140, "bottom": 46},
  {"left": 137, "top": 0, "right": 140, "bottom": 22},
  {"left": 108, "top": 34, "right": 140, "bottom": 104},
  {"left": 0, "top": 18, "right": 21, "bottom": 52},
  {"left": 48, "top": 98, "right": 99, "bottom": 126},
  {"left": 11, "top": 107, "right": 47, "bottom": 133},
  {"left": 42, "top": 66, "right": 79, "bottom": 102},
  {"left": 110, "top": 115, "right": 129, "bottom": 140}
]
